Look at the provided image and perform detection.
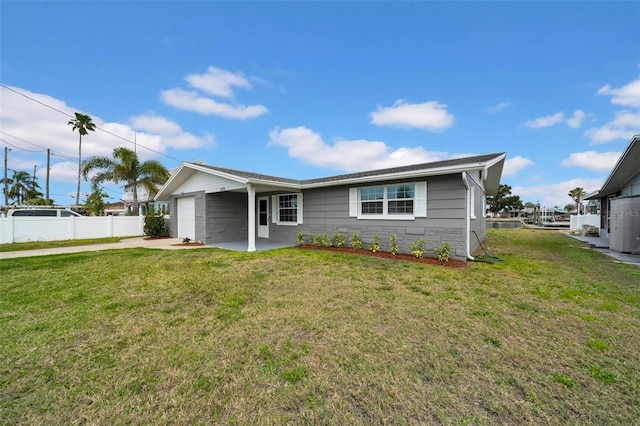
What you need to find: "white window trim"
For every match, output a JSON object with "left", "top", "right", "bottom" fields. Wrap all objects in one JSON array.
[
  {"left": 271, "top": 193, "right": 303, "bottom": 225},
  {"left": 349, "top": 182, "right": 427, "bottom": 220}
]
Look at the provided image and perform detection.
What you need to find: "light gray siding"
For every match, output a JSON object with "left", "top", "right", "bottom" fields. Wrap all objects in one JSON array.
[
  {"left": 204, "top": 192, "right": 248, "bottom": 244},
  {"left": 622, "top": 171, "right": 640, "bottom": 197},
  {"left": 268, "top": 175, "right": 469, "bottom": 259}
]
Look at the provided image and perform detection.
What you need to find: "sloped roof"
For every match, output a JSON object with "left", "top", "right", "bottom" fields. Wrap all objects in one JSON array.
[
  {"left": 586, "top": 134, "right": 640, "bottom": 199},
  {"left": 155, "top": 152, "right": 506, "bottom": 200}
]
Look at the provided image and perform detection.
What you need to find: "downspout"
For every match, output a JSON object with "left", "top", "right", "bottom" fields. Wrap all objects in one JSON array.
[{"left": 461, "top": 172, "right": 475, "bottom": 261}]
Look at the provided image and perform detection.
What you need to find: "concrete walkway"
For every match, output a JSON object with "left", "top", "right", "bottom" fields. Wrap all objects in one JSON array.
[
  {"left": 0, "top": 237, "right": 204, "bottom": 260},
  {"left": 567, "top": 234, "right": 640, "bottom": 266}
]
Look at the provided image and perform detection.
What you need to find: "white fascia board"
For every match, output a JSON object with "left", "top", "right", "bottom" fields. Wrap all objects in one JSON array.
[
  {"left": 600, "top": 135, "right": 640, "bottom": 195},
  {"left": 247, "top": 179, "right": 302, "bottom": 191},
  {"left": 187, "top": 163, "right": 250, "bottom": 184},
  {"left": 301, "top": 163, "right": 490, "bottom": 189},
  {"left": 155, "top": 162, "right": 191, "bottom": 200}
]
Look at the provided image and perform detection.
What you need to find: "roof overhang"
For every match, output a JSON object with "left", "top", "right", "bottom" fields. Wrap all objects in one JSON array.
[
  {"left": 585, "top": 135, "right": 640, "bottom": 199},
  {"left": 155, "top": 153, "right": 507, "bottom": 200}
]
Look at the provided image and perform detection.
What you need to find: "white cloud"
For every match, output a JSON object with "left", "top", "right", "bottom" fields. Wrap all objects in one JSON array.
[
  {"left": 129, "top": 114, "right": 183, "bottom": 134},
  {"left": 161, "top": 66, "right": 270, "bottom": 119},
  {"left": 184, "top": 66, "right": 252, "bottom": 98},
  {"left": 560, "top": 151, "right": 621, "bottom": 172},
  {"left": 0, "top": 85, "right": 213, "bottom": 195},
  {"left": 566, "top": 110, "right": 586, "bottom": 128},
  {"left": 161, "top": 88, "right": 268, "bottom": 119},
  {"left": 502, "top": 156, "right": 534, "bottom": 177},
  {"left": 514, "top": 177, "right": 604, "bottom": 208},
  {"left": 370, "top": 100, "right": 454, "bottom": 131},
  {"left": 597, "top": 79, "right": 640, "bottom": 107},
  {"left": 486, "top": 101, "right": 511, "bottom": 113},
  {"left": 585, "top": 110, "right": 640, "bottom": 144},
  {"left": 523, "top": 112, "right": 565, "bottom": 128},
  {"left": 268, "top": 126, "right": 449, "bottom": 172}
]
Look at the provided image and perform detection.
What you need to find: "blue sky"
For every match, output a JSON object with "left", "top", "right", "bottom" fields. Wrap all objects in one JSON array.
[{"left": 1, "top": 1, "right": 639, "bottom": 209}]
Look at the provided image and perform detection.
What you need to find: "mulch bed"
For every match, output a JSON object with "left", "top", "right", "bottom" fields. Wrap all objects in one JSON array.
[{"left": 297, "top": 244, "right": 467, "bottom": 268}]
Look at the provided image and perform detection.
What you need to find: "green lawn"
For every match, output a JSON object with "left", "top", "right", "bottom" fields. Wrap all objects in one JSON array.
[
  {"left": 0, "top": 237, "right": 126, "bottom": 252},
  {"left": 1, "top": 229, "right": 638, "bottom": 425}
]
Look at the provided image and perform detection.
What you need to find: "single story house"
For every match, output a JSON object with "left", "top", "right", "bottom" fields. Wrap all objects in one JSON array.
[
  {"left": 154, "top": 152, "right": 506, "bottom": 260},
  {"left": 585, "top": 134, "right": 640, "bottom": 254}
]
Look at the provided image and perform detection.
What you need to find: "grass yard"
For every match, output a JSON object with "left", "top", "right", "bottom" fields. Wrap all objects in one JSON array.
[
  {"left": 0, "top": 237, "right": 125, "bottom": 252},
  {"left": 1, "top": 229, "right": 639, "bottom": 425}
]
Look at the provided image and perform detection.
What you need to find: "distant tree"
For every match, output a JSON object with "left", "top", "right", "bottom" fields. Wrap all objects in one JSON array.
[
  {"left": 568, "top": 187, "right": 587, "bottom": 215},
  {"left": 6, "top": 170, "right": 42, "bottom": 205},
  {"left": 486, "top": 184, "right": 524, "bottom": 215},
  {"left": 82, "top": 147, "right": 169, "bottom": 216},
  {"left": 524, "top": 201, "right": 536, "bottom": 209},
  {"left": 30, "top": 197, "right": 54, "bottom": 206},
  {"left": 84, "top": 186, "right": 109, "bottom": 216},
  {"left": 564, "top": 204, "right": 576, "bottom": 214},
  {"left": 68, "top": 112, "right": 96, "bottom": 207}
]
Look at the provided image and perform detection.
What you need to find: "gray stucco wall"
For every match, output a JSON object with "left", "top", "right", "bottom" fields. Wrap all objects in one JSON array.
[
  {"left": 268, "top": 175, "right": 470, "bottom": 259},
  {"left": 205, "top": 192, "right": 248, "bottom": 244}
]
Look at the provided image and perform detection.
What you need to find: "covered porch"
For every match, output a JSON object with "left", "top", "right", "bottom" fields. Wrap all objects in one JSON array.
[{"left": 207, "top": 239, "right": 296, "bottom": 252}]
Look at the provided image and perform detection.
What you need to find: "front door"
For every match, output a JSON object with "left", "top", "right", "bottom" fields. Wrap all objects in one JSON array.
[{"left": 258, "top": 196, "right": 269, "bottom": 238}]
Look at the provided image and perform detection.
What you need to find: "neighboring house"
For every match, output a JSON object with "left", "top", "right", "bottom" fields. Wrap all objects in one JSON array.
[
  {"left": 123, "top": 183, "right": 169, "bottom": 216},
  {"left": 104, "top": 201, "right": 125, "bottom": 216},
  {"left": 585, "top": 134, "right": 640, "bottom": 254},
  {"left": 154, "top": 153, "right": 506, "bottom": 260}
]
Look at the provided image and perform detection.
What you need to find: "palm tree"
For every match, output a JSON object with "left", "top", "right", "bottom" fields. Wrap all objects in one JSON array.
[
  {"left": 6, "top": 170, "right": 42, "bottom": 205},
  {"left": 568, "top": 187, "right": 586, "bottom": 215},
  {"left": 82, "top": 147, "right": 170, "bottom": 216},
  {"left": 68, "top": 112, "right": 96, "bottom": 207}
]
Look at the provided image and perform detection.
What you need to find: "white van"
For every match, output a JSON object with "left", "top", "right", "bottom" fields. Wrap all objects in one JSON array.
[{"left": 7, "top": 208, "right": 83, "bottom": 217}]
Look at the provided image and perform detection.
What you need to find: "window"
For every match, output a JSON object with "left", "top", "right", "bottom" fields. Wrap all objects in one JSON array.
[
  {"left": 271, "top": 193, "right": 303, "bottom": 225},
  {"left": 387, "top": 184, "right": 414, "bottom": 214},
  {"left": 349, "top": 182, "right": 426, "bottom": 219},
  {"left": 279, "top": 194, "right": 297, "bottom": 222}
]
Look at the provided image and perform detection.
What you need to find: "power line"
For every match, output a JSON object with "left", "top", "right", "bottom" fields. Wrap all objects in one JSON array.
[
  {"left": 0, "top": 138, "right": 48, "bottom": 153},
  {"left": 1, "top": 131, "right": 78, "bottom": 162},
  {"left": 1, "top": 84, "right": 186, "bottom": 164}
]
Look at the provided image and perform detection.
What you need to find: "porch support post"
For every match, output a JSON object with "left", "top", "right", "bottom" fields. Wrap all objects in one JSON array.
[{"left": 247, "top": 184, "right": 256, "bottom": 252}]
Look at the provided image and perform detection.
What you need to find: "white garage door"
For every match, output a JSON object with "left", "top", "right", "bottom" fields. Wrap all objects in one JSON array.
[{"left": 177, "top": 197, "right": 196, "bottom": 241}]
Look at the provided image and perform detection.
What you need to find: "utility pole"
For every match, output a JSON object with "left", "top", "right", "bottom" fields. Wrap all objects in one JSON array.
[
  {"left": 46, "top": 149, "right": 51, "bottom": 205},
  {"left": 3, "top": 146, "right": 9, "bottom": 206},
  {"left": 32, "top": 165, "right": 37, "bottom": 206}
]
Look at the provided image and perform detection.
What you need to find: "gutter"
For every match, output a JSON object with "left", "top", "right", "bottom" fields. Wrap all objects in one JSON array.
[{"left": 461, "top": 172, "right": 475, "bottom": 261}]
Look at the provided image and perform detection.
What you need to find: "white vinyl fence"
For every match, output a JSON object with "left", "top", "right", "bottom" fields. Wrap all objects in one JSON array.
[
  {"left": 0, "top": 216, "right": 144, "bottom": 244},
  {"left": 570, "top": 213, "right": 600, "bottom": 231}
]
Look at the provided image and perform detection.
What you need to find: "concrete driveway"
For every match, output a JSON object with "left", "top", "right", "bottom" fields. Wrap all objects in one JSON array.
[{"left": 0, "top": 237, "right": 205, "bottom": 260}]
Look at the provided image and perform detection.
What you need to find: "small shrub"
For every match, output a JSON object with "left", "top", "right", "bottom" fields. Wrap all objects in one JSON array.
[
  {"left": 297, "top": 232, "right": 304, "bottom": 245},
  {"left": 332, "top": 232, "right": 346, "bottom": 248},
  {"left": 351, "top": 233, "right": 363, "bottom": 250},
  {"left": 143, "top": 209, "right": 168, "bottom": 238},
  {"left": 411, "top": 238, "right": 426, "bottom": 258},
  {"left": 370, "top": 234, "right": 381, "bottom": 253},
  {"left": 320, "top": 234, "right": 331, "bottom": 247},
  {"left": 389, "top": 235, "right": 399, "bottom": 255},
  {"left": 308, "top": 233, "right": 318, "bottom": 246},
  {"left": 182, "top": 237, "right": 191, "bottom": 244},
  {"left": 434, "top": 241, "right": 452, "bottom": 262}
]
